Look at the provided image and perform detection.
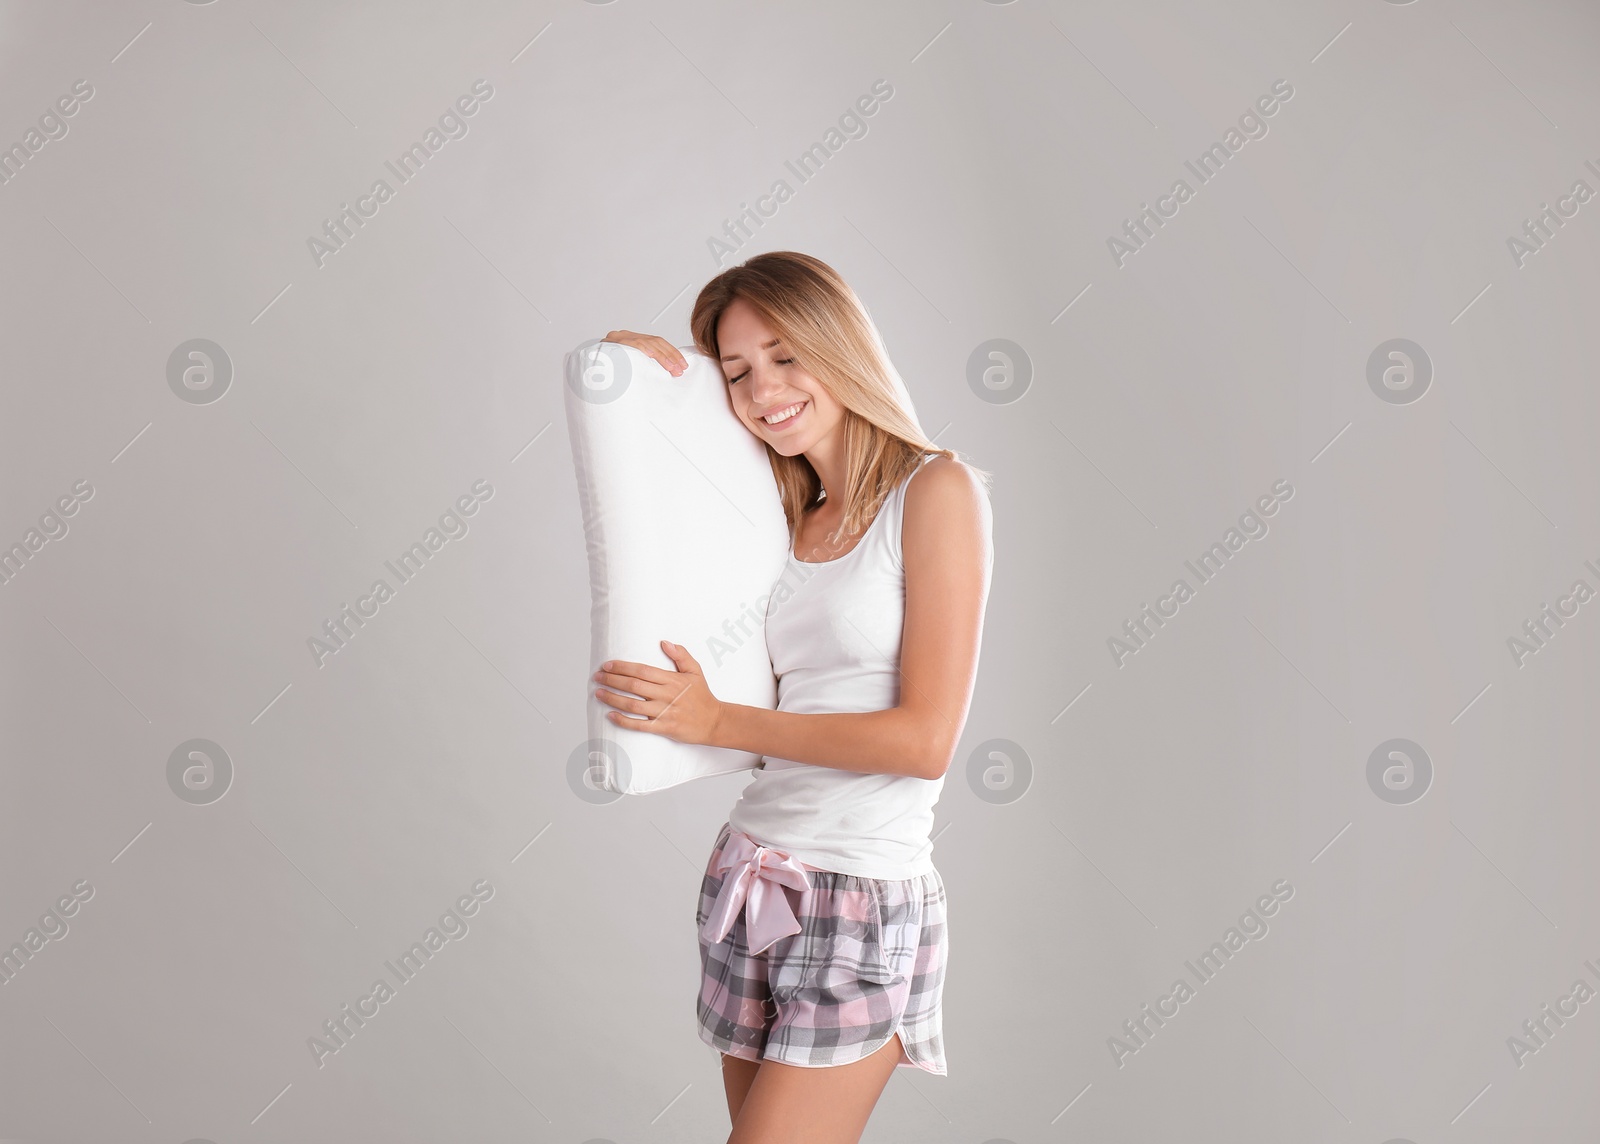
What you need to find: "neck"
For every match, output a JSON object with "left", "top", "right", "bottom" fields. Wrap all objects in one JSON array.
[{"left": 804, "top": 428, "right": 848, "bottom": 509}]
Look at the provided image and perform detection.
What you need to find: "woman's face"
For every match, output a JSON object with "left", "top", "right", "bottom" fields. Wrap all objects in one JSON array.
[{"left": 716, "top": 296, "right": 845, "bottom": 457}]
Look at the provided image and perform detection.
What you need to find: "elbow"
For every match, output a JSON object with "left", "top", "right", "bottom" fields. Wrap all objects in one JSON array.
[
  {"left": 897, "top": 710, "right": 960, "bottom": 780},
  {"left": 917, "top": 732, "right": 959, "bottom": 781}
]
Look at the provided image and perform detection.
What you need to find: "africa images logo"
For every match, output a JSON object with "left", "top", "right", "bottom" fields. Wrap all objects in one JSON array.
[
  {"left": 306, "top": 80, "right": 494, "bottom": 268},
  {"left": 1106, "top": 80, "right": 1294, "bottom": 267}
]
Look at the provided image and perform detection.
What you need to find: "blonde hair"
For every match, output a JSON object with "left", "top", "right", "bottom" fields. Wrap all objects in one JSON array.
[{"left": 689, "top": 251, "right": 989, "bottom": 546}]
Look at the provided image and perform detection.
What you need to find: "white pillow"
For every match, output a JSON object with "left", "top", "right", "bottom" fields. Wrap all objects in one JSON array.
[{"left": 563, "top": 339, "right": 789, "bottom": 795}]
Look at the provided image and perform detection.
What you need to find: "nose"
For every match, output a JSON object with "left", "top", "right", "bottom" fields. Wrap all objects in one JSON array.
[{"left": 747, "top": 364, "right": 786, "bottom": 406}]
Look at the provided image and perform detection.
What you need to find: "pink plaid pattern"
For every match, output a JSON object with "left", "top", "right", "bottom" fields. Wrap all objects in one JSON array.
[{"left": 693, "top": 820, "right": 948, "bottom": 1074}]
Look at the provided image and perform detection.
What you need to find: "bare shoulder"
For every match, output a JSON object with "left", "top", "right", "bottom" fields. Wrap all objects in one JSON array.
[
  {"left": 903, "top": 456, "right": 993, "bottom": 555},
  {"left": 907, "top": 455, "right": 989, "bottom": 510},
  {"left": 915, "top": 457, "right": 985, "bottom": 492}
]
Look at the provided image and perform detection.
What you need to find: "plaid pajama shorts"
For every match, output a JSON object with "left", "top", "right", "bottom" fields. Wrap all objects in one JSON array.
[{"left": 694, "top": 820, "right": 948, "bottom": 1074}]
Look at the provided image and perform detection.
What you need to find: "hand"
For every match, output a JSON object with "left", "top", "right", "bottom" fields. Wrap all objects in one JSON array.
[
  {"left": 593, "top": 640, "right": 723, "bottom": 745},
  {"left": 603, "top": 329, "right": 687, "bottom": 377}
]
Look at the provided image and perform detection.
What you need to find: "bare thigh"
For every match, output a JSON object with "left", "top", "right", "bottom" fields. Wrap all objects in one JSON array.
[
  {"left": 725, "top": 1032, "right": 905, "bottom": 1144},
  {"left": 719, "top": 1052, "right": 760, "bottom": 1123}
]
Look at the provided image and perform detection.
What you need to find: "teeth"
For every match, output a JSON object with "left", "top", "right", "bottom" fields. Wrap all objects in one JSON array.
[{"left": 763, "top": 401, "right": 805, "bottom": 425}]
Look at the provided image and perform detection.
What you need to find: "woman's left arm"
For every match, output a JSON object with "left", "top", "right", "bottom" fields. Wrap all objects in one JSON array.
[{"left": 592, "top": 458, "right": 993, "bottom": 780}]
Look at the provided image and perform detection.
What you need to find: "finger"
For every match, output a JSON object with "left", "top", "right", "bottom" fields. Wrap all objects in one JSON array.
[
  {"left": 651, "top": 337, "right": 686, "bottom": 374},
  {"left": 608, "top": 709, "right": 664, "bottom": 734},
  {"left": 660, "top": 640, "right": 701, "bottom": 674},
  {"left": 593, "top": 670, "right": 669, "bottom": 698},
  {"left": 598, "top": 659, "right": 679, "bottom": 685},
  {"left": 594, "top": 687, "right": 654, "bottom": 716},
  {"left": 661, "top": 339, "right": 687, "bottom": 371}
]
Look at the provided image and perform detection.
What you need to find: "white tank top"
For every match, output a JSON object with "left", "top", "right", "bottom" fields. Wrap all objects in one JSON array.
[{"left": 727, "top": 454, "right": 951, "bottom": 880}]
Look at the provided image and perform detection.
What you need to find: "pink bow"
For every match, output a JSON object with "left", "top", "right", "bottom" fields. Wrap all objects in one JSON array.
[{"left": 701, "top": 831, "right": 814, "bottom": 955}]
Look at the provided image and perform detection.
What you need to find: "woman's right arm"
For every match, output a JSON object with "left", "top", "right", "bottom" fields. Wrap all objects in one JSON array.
[{"left": 602, "top": 329, "right": 688, "bottom": 377}]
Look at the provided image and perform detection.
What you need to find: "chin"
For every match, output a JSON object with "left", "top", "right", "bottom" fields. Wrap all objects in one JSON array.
[{"left": 740, "top": 420, "right": 810, "bottom": 455}]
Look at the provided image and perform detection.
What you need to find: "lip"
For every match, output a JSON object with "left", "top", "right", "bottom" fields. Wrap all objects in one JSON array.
[{"left": 757, "top": 399, "right": 808, "bottom": 431}]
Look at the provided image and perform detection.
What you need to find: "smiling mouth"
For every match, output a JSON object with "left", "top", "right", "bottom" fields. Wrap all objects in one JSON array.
[{"left": 760, "top": 400, "right": 808, "bottom": 429}]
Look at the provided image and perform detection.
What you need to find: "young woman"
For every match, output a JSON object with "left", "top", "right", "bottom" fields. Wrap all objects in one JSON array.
[{"left": 591, "top": 251, "right": 993, "bottom": 1143}]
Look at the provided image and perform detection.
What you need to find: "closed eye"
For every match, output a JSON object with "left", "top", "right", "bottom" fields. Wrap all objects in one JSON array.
[{"left": 728, "top": 358, "right": 794, "bottom": 384}]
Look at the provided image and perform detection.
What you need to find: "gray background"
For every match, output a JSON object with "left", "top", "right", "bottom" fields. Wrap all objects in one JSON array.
[{"left": 1, "top": 0, "right": 1597, "bottom": 1141}]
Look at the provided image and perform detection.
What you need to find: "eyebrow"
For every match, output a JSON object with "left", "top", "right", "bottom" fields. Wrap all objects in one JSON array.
[{"left": 719, "top": 337, "right": 781, "bottom": 364}]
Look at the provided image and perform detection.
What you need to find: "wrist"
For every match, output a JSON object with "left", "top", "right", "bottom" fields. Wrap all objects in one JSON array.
[{"left": 707, "top": 700, "right": 735, "bottom": 750}]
